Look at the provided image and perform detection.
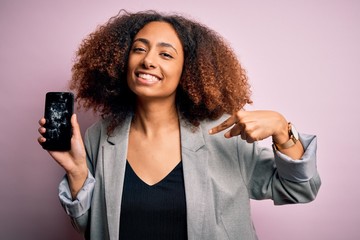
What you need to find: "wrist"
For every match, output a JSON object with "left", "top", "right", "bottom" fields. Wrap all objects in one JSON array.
[
  {"left": 272, "top": 128, "right": 289, "bottom": 145},
  {"left": 66, "top": 166, "right": 88, "bottom": 199},
  {"left": 272, "top": 117, "right": 289, "bottom": 145},
  {"left": 67, "top": 166, "right": 88, "bottom": 182},
  {"left": 273, "top": 122, "right": 300, "bottom": 150}
]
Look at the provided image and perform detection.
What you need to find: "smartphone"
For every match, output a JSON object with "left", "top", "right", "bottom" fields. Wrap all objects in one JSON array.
[{"left": 42, "top": 92, "right": 74, "bottom": 151}]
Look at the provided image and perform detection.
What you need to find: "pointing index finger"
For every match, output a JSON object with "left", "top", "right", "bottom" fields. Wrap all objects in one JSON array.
[{"left": 209, "top": 115, "right": 238, "bottom": 135}]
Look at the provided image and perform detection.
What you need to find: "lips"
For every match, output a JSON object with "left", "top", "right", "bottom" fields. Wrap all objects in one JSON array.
[
  {"left": 135, "top": 72, "right": 162, "bottom": 85},
  {"left": 138, "top": 73, "right": 160, "bottom": 82}
]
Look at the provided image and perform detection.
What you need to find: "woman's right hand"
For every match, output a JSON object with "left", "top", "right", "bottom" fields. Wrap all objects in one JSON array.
[{"left": 38, "top": 114, "right": 88, "bottom": 198}]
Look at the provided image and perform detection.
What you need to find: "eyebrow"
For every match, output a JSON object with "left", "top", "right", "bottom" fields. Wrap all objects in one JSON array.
[{"left": 133, "top": 38, "right": 178, "bottom": 54}]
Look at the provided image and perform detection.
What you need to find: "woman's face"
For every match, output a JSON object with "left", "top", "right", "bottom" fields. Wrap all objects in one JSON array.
[{"left": 127, "top": 21, "right": 184, "bottom": 102}]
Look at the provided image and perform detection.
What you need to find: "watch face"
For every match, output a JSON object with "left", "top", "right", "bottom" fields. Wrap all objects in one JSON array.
[{"left": 290, "top": 124, "right": 299, "bottom": 140}]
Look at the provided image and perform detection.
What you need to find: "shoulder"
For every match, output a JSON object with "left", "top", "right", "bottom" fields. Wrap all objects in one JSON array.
[
  {"left": 198, "top": 114, "right": 232, "bottom": 140},
  {"left": 199, "top": 114, "right": 231, "bottom": 129},
  {"left": 84, "top": 117, "right": 112, "bottom": 147},
  {"left": 86, "top": 118, "right": 109, "bottom": 137},
  {"left": 198, "top": 114, "right": 238, "bottom": 148},
  {"left": 85, "top": 114, "right": 132, "bottom": 146},
  {"left": 197, "top": 114, "right": 254, "bottom": 153}
]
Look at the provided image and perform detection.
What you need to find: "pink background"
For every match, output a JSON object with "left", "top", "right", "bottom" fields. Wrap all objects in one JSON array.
[{"left": 1, "top": 0, "right": 359, "bottom": 239}]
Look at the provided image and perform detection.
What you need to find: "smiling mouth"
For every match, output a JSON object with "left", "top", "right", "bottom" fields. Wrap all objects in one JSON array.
[{"left": 137, "top": 73, "right": 160, "bottom": 83}]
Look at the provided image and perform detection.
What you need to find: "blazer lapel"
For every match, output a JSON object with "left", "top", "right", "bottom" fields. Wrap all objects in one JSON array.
[
  {"left": 180, "top": 120, "right": 208, "bottom": 239},
  {"left": 103, "top": 116, "right": 132, "bottom": 240}
]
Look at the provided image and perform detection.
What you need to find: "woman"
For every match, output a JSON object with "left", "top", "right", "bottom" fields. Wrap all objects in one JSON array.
[{"left": 38, "top": 10, "right": 321, "bottom": 240}]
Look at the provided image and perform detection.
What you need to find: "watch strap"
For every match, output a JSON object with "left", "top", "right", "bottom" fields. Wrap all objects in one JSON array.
[{"left": 274, "top": 122, "right": 298, "bottom": 150}]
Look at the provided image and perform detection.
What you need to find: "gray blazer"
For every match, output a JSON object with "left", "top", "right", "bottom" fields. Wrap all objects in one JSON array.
[{"left": 59, "top": 114, "right": 321, "bottom": 240}]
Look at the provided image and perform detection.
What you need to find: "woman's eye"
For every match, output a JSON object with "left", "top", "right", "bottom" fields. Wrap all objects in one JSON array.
[
  {"left": 133, "top": 47, "right": 145, "bottom": 52},
  {"left": 160, "top": 52, "right": 173, "bottom": 59}
]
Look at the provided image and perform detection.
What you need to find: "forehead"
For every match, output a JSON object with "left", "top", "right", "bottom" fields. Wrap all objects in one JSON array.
[{"left": 134, "top": 21, "right": 182, "bottom": 47}]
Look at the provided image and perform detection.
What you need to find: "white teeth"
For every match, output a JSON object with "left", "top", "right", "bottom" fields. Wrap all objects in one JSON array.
[{"left": 138, "top": 73, "right": 159, "bottom": 82}]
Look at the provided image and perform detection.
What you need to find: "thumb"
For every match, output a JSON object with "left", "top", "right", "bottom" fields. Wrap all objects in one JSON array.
[{"left": 71, "top": 114, "right": 82, "bottom": 139}]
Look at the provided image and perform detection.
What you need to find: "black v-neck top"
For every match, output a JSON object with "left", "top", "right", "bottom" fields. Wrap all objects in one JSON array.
[{"left": 119, "top": 161, "right": 188, "bottom": 240}]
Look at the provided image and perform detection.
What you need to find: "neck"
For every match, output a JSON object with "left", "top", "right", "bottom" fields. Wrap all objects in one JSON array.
[{"left": 132, "top": 98, "right": 179, "bottom": 137}]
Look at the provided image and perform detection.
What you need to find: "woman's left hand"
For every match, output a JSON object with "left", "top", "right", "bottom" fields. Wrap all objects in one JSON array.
[{"left": 209, "top": 110, "right": 289, "bottom": 144}]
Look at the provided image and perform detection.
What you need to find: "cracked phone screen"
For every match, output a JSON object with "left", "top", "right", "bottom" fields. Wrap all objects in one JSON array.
[{"left": 43, "top": 92, "right": 74, "bottom": 151}]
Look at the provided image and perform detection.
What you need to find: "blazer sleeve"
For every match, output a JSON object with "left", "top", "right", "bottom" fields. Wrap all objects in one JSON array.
[
  {"left": 57, "top": 126, "right": 98, "bottom": 233},
  {"left": 58, "top": 170, "right": 95, "bottom": 233},
  {"left": 240, "top": 133, "right": 321, "bottom": 205}
]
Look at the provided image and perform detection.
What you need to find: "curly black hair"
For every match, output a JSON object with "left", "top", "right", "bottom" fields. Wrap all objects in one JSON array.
[{"left": 70, "top": 10, "right": 252, "bottom": 133}]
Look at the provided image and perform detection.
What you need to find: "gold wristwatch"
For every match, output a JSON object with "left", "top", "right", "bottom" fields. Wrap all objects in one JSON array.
[{"left": 274, "top": 122, "right": 299, "bottom": 150}]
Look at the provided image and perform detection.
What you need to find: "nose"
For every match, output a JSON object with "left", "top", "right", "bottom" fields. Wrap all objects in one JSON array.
[{"left": 142, "top": 52, "right": 156, "bottom": 69}]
